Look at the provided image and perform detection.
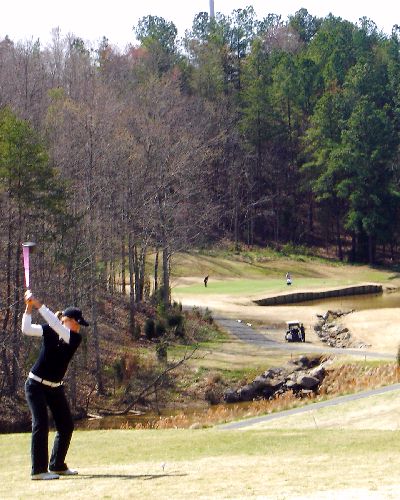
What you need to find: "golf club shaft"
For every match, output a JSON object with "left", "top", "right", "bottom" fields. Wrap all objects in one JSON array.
[{"left": 22, "top": 245, "right": 31, "bottom": 289}]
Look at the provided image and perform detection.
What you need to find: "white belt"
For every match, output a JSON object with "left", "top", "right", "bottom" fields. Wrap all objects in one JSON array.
[{"left": 29, "top": 372, "right": 63, "bottom": 388}]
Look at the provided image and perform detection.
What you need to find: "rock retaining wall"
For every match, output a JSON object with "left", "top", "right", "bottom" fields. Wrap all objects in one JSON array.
[
  {"left": 314, "top": 310, "right": 371, "bottom": 349},
  {"left": 254, "top": 284, "right": 382, "bottom": 306}
]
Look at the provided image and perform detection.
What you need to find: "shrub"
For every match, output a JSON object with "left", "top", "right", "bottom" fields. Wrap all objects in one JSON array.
[
  {"left": 112, "top": 358, "right": 125, "bottom": 383},
  {"left": 174, "top": 322, "right": 185, "bottom": 338},
  {"left": 171, "top": 300, "right": 182, "bottom": 311},
  {"left": 281, "top": 243, "right": 313, "bottom": 258},
  {"left": 150, "top": 287, "right": 166, "bottom": 307},
  {"left": 156, "top": 301, "right": 166, "bottom": 317},
  {"left": 167, "top": 311, "right": 185, "bottom": 337},
  {"left": 203, "top": 308, "right": 213, "bottom": 324},
  {"left": 191, "top": 306, "right": 202, "bottom": 320},
  {"left": 143, "top": 276, "right": 151, "bottom": 300},
  {"left": 144, "top": 318, "right": 156, "bottom": 340},
  {"left": 156, "top": 342, "right": 168, "bottom": 363},
  {"left": 167, "top": 311, "right": 183, "bottom": 328},
  {"left": 132, "top": 324, "right": 141, "bottom": 340},
  {"left": 155, "top": 319, "right": 166, "bottom": 337}
]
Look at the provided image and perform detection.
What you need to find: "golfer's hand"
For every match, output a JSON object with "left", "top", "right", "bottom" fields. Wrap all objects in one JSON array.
[{"left": 24, "top": 291, "right": 41, "bottom": 309}]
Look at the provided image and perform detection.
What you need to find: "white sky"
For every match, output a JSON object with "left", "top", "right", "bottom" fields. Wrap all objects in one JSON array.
[{"left": 1, "top": 1, "right": 399, "bottom": 49}]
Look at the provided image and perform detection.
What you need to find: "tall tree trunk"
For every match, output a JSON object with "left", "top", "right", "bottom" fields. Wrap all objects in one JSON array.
[
  {"left": 368, "top": 235, "right": 374, "bottom": 265},
  {"left": 1, "top": 215, "right": 13, "bottom": 392},
  {"left": 121, "top": 236, "right": 126, "bottom": 296},
  {"left": 351, "top": 233, "right": 357, "bottom": 263},
  {"left": 128, "top": 233, "right": 136, "bottom": 336},
  {"left": 154, "top": 248, "right": 159, "bottom": 293},
  {"left": 162, "top": 245, "right": 170, "bottom": 308},
  {"left": 233, "top": 201, "right": 239, "bottom": 251},
  {"left": 307, "top": 197, "right": 314, "bottom": 240},
  {"left": 138, "top": 246, "right": 146, "bottom": 302},
  {"left": 336, "top": 213, "right": 343, "bottom": 261},
  {"left": 90, "top": 255, "right": 104, "bottom": 395},
  {"left": 11, "top": 236, "right": 22, "bottom": 393},
  {"left": 134, "top": 245, "right": 140, "bottom": 303}
]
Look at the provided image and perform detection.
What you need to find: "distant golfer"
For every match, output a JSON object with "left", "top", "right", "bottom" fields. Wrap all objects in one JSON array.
[
  {"left": 204, "top": 275, "right": 209, "bottom": 287},
  {"left": 286, "top": 272, "right": 292, "bottom": 286},
  {"left": 22, "top": 291, "right": 89, "bottom": 480}
]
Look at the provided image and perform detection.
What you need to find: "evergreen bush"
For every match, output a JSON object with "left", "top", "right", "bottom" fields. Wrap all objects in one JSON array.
[
  {"left": 155, "top": 319, "right": 166, "bottom": 337},
  {"left": 144, "top": 318, "right": 156, "bottom": 340}
]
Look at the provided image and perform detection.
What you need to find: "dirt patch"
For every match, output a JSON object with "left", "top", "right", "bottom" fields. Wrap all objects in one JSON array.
[{"left": 342, "top": 308, "right": 400, "bottom": 352}]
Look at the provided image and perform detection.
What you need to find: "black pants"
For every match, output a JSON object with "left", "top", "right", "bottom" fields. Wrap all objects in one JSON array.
[{"left": 25, "top": 378, "right": 74, "bottom": 475}]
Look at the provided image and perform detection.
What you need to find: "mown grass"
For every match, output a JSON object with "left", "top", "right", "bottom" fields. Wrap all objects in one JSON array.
[
  {"left": 174, "top": 277, "right": 353, "bottom": 296},
  {"left": 2, "top": 426, "right": 399, "bottom": 499}
]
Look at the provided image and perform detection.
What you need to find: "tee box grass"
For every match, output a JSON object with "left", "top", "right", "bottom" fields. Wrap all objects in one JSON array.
[{"left": 2, "top": 426, "right": 399, "bottom": 499}]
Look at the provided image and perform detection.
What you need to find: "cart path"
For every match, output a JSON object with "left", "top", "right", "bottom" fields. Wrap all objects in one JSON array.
[
  {"left": 214, "top": 317, "right": 398, "bottom": 430},
  {"left": 218, "top": 382, "right": 400, "bottom": 430},
  {"left": 214, "top": 317, "right": 396, "bottom": 360}
]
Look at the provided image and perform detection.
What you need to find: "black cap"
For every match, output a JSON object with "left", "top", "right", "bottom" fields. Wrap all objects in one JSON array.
[{"left": 62, "top": 307, "right": 89, "bottom": 326}]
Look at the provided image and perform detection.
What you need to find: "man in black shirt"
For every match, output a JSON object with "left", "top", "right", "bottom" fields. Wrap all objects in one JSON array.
[{"left": 22, "top": 291, "right": 89, "bottom": 480}]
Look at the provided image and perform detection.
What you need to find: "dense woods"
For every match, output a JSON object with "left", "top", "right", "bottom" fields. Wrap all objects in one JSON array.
[{"left": 1, "top": 7, "right": 400, "bottom": 407}]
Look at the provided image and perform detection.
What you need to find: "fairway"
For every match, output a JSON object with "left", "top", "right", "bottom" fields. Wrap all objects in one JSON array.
[
  {"left": 2, "top": 424, "right": 399, "bottom": 499},
  {"left": 173, "top": 277, "right": 351, "bottom": 296}
]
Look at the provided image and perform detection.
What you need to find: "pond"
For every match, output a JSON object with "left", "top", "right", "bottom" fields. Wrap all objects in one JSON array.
[
  {"left": 293, "top": 290, "right": 400, "bottom": 311},
  {"left": 74, "top": 403, "right": 221, "bottom": 431},
  {"left": 75, "top": 410, "right": 166, "bottom": 431}
]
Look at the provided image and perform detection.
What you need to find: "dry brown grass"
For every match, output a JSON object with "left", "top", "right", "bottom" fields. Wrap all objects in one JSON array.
[
  {"left": 319, "top": 362, "right": 400, "bottom": 395},
  {"left": 118, "top": 362, "right": 399, "bottom": 430},
  {"left": 125, "top": 391, "right": 301, "bottom": 429}
]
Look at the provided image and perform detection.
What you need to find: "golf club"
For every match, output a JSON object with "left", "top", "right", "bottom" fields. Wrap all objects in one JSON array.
[{"left": 22, "top": 241, "right": 36, "bottom": 299}]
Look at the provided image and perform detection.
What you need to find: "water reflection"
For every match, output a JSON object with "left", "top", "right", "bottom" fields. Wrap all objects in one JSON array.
[
  {"left": 75, "top": 405, "right": 208, "bottom": 431},
  {"left": 75, "top": 412, "right": 162, "bottom": 431},
  {"left": 74, "top": 401, "right": 255, "bottom": 431},
  {"left": 293, "top": 290, "right": 400, "bottom": 311}
]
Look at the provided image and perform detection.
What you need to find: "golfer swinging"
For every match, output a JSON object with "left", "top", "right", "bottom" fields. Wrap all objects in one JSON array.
[{"left": 22, "top": 290, "right": 89, "bottom": 480}]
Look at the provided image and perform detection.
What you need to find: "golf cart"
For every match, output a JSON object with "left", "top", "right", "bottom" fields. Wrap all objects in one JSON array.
[{"left": 285, "top": 321, "right": 305, "bottom": 343}]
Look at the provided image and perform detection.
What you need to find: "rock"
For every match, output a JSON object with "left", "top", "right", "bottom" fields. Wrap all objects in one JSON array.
[
  {"left": 296, "top": 375, "right": 320, "bottom": 390},
  {"left": 223, "top": 389, "right": 240, "bottom": 403},
  {"left": 263, "top": 367, "right": 286, "bottom": 379},
  {"left": 223, "top": 356, "right": 327, "bottom": 403},
  {"left": 267, "top": 378, "right": 285, "bottom": 391},
  {"left": 309, "top": 366, "right": 326, "bottom": 380},
  {"left": 205, "top": 387, "right": 222, "bottom": 405},
  {"left": 254, "top": 375, "right": 268, "bottom": 385},
  {"left": 261, "top": 385, "right": 278, "bottom": 398},
  {"left": 300, "top": 389, "right": 314, "bottom": 397},
  {"left": 238, "top": 384, "right": 257, "bottom": 401}
]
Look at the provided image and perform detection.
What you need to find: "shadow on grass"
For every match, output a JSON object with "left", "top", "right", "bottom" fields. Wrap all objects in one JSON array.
[{"left": 77, "top": 473, "right": 187, "bottom": 480}]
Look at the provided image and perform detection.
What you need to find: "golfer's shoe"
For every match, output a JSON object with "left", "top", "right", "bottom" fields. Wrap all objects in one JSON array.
[
  {"left": 50, "top": 468, "right": 78, "bottom": 476},
  {"left": 31, "top": 472, "right": 60, "bottom": 480}
]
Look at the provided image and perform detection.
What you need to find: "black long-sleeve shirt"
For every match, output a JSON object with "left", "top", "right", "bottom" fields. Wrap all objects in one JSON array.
[{"left": 22, "top": 306, "right": 82, "bottom": 383}]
